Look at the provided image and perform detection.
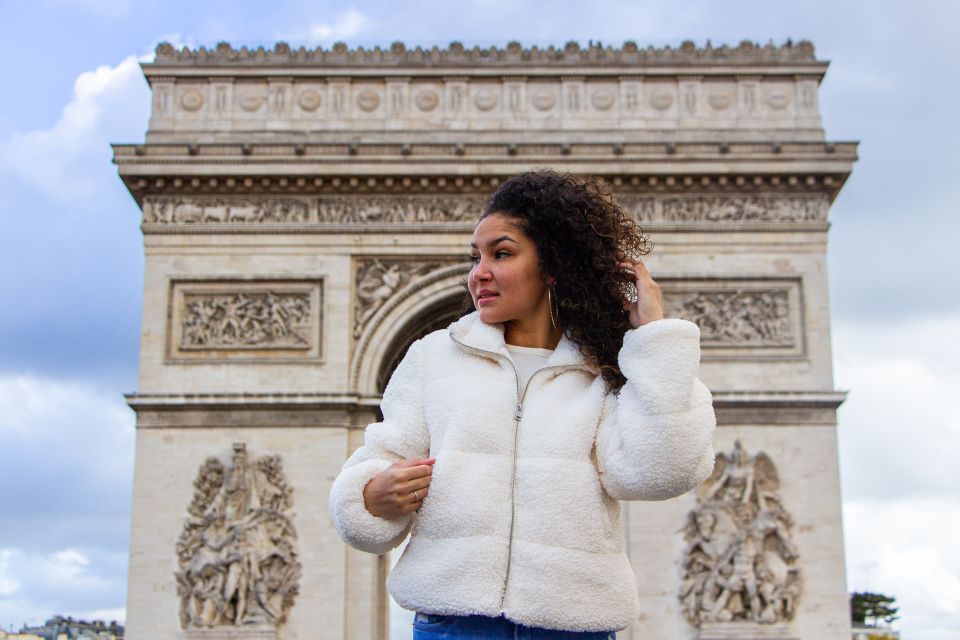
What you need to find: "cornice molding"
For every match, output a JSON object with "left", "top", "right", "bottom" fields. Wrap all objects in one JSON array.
[
  {"left": 126, "top": 390, "right": 846, "bottom": 428},
  {"left": 150, "top": 40, "right": 821, "bottom": 69}
]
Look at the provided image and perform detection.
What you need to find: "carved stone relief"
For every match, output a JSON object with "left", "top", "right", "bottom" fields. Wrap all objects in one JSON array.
[
  {"left": 617, "top": 194, "right": 828, "bottom": 224},
  {"left": 167, "top": 280, "right": 323, "bottom": 362},
  {"left": 680, "top": 441, "right": 801, "bottom": 629},
  {"left": 666, "top": 289, "right": 791, "bottom": 346},
  {"left": 661, "top": 279, "right": 803, "bottom": 357},
  {"left": 142, "top": 195, "right": 826, "bottom": 229},
  {"left": 317, "top": 195, "right": 484, "bottom": 224},
  {"left": 176, "top": 443, "right": 301, "bottom": 634},
  {"left": 144, "top": 197, "right": 310, "bottom": 224},
  {"left": 353, "top": 259, "right": 460, "bottom": 338}
]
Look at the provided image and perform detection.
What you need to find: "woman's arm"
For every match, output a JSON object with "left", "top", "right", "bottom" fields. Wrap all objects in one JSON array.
[
  {"left": 328, "top": 338, "right": 430, "bottom": 554},
  {"left": 594, "top": 318, "right": 716, "bottom": 501}
]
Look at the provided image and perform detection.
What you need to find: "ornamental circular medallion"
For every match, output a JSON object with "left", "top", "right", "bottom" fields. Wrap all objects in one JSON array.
[
  {"left": 591, "top": 90, "right": 615, "bottom": 111},
  {"left": 298, "top": 90, "right": 322, "bottom": 112},
  {"left": 239, "top": 92, "right": 264, "bottom": 112},
  {"left": 531, "top": 91, "right": 556, "bottom": 111},
  {"left": 474, "top": 90, "right": 498, "bottom": 111},
  {"left": 357, "top": 90, "right": 381, "bottom": 112},
  {"left": 651, "top": 92, "right": 674, "bottom": 111},
  {"left": 708, "top": 92, "right": 733, "bottom": 111},
  {"left": 415, "top": 90, "right": 439, "bottom": 112},
  {"left": 180, "top": 91, "right": 204, "bottom": 112},
  {"left": 767, "top": 93, "right": 791, "bottom": 110}
]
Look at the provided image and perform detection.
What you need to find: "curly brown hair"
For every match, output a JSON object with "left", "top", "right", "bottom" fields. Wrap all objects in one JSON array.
[{"left": 462, "top": 169, "right": 652, "bottom": 393}]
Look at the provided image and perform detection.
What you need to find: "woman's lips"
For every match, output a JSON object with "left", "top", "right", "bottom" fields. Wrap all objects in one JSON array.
[{"left": 477, "top": 293, "right": 498, "bottom": 306}]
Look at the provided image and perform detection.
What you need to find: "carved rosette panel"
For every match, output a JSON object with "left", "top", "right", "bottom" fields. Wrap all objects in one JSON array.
[
  {"left": 661, "top": 279, "right": 803, "bottom": 358},
  {"left": 680, "top": 441, "right": 801, "bottom": 630},
  {"left": 167, "top": 280, "right": 323, "bottom": 362},
  {"left": 617, "top": 195, "right": 829, "bottom": 224},
  {"left": 353, "top": 258, "right": 462, "bottom": 338},
  {"left": 317, "top": 195, "right": 485, "bottom": 224},
  {"left": 176, "top": 443, "right": 301, "bottom": 633}
]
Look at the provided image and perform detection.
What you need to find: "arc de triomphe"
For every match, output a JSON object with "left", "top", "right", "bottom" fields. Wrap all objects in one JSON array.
[{"left": 114, "top": 40, "right": 856, "bottom": 640}]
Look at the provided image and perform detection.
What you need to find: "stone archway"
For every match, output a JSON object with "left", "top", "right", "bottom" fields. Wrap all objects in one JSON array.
[
  {"left": 352, "top": 264, "right": 471, "bottom": 396},
  {"left": 375, "top": 294, "right": 467, "bottom": 396},
  {"left": 117, "top": 40, "right": 856, "bottom": 640}
]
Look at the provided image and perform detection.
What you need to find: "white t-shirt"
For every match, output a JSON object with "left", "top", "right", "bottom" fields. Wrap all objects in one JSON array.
[{"left": 505, "top": 343, "right": 554, "bottom": 395}]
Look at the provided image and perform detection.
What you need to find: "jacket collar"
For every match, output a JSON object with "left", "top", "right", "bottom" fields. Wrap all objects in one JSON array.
[{"left": 448, "top": 311, "right": 598, "bottom": 373}]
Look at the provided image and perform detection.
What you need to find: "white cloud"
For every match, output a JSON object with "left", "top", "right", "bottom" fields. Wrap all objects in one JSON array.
[
  {"left": 0, "top": 551, "right": 20, "bottom": 597},
  {"left": 844, "top": 497, "right": 960, "bottom": 640},
  {"left": 835, "top": 314, "right": 960, "bottom": 639},
  {"left": 281, "top": 8, "right": 371, "bottom": 43},
  {"left": 834, "top": 314, "right": 960, "bottom": 501},
  {"left": 0, "top": 54, "right": 150, "bottom": 201},
  {"left": 0, "top": 375, "right": 132, "bottom": 626},
  {"left": 0, "top": 548, "right": 119, "bottom": 627}
]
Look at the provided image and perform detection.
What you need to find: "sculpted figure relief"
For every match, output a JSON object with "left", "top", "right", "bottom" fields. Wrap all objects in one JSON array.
[
  {"left": 664, "top": 289, "right": 792, "bottom": 346},
  {"left": 176, "top": 444, "right": 301, "bottom": 630},
  {"left": 180, "top": 291, "right": 311, "bottom": 350},
  {"left": 318, "top": 195, "right": 484, "bottom": 224},
  {"left": 353, "top": 259, "right": 450, "bottom": 338},
  {"left": 618, "top": 195, "right": 829, "bottom": 224},
  {"left": 143, "top": 198, "right": 309, "bottom": 225},
  {"left": 680, "top": 441, "right": 802, "bottom": 627}
]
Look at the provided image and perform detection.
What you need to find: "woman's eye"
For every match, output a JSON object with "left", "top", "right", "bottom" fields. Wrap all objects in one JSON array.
[
  {"left": 469, "top": 255, "right": 480, "bottom": 264},
  {"left": 495, "top": 250, "right": 510, "bottom": 258}
]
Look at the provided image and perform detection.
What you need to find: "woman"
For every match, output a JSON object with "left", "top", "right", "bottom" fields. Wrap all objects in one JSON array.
[{"left": 329, "top": 170, "right": 716, "bottom": 638}]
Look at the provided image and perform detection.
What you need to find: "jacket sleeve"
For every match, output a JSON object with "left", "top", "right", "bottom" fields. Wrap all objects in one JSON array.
[
  {"left": 328, "top": 338, "right": 430, "bottom": 554},
  {"left": 594, "top": 318, "right": 716, "bottom": 501}
]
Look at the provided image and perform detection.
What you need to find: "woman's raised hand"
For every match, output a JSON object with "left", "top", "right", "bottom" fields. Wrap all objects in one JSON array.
[
  {"left": 619, "top": 259, "right": 664, "bottom": 328},
  {"left": 363, "top": 457, "right": 436, "bottom": 519}
]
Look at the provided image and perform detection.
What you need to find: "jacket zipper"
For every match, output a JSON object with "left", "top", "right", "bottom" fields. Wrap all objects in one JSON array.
[{"left": 448, "top": 334, "right": 581, "bottom": 613}]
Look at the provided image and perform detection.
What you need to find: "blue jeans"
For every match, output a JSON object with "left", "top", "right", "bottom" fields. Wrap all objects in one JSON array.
[{"left": 412, "top": 612, "right": 617, "bottom": 639}]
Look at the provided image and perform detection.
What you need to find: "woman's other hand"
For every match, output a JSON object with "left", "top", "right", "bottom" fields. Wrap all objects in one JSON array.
[
  {"left": 619, "top": 259, "right": 664, "bottom": 328},
  {"left": 363, "top": 457, "right": 436, "bottom": 519}
]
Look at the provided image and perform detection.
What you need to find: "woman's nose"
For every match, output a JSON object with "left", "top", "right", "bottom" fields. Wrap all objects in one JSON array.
[{"left": 471, "top": 259, "right": 492, "bottom": 281}]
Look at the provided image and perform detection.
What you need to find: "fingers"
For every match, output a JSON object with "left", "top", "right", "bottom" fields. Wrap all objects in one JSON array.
[
  {"left": 401, "top": 485, "right": 430, "bottom": 504},
  {"left": 394, "top": 457, "right": 436, "bottom": 469},
  {"left": 619, "top": 259, "right": 650, "bottom": 277}
]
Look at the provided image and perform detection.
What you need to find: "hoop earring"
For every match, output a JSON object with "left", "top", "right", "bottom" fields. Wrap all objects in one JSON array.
[{"left": 548, "top": 287, "right": 559, "bottom": 329}]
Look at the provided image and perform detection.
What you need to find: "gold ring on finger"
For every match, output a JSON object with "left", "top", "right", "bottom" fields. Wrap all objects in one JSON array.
[{"left": 414, "top": 489, "right": 420, "bottom": 501}]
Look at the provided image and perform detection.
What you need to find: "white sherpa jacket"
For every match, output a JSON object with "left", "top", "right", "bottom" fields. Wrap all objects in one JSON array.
[{"left": 329, "top": 311, "right": 716, "bottom": 632}]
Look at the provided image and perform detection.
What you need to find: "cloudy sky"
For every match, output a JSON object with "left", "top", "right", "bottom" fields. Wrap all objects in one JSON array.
[{"left": 0, "top": 0, "right": 958, "bottom": 637}]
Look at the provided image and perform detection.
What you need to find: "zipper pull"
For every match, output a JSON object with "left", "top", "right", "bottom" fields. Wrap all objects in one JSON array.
[{"left": 514, "top": 403, "right": 523, "bottom": 421}]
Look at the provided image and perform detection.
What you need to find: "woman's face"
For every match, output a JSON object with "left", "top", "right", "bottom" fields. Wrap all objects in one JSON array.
[{"left": 468, "top": 213, "right": 551, "bottom": 326}]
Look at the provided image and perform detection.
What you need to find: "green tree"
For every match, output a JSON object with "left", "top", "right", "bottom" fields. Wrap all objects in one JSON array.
[{"left": 851, "top": 591, "right": 900, "bottom": 627}]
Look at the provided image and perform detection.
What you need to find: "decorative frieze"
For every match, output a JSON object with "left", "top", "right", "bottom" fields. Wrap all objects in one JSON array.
[
  {"left": 167, "top": 280, "right": 323, "bottom": 363},
  {"left": 139, "top": 194, "right": 829, "bottom": 231},
  {"left": 354, "top": 258, "right": 464, "bottom": 338},
  {"left": 147, "top": 76, "right": 816, "bottom": 132},
  {"left": 661, "top": 278, "right": 804, "bottom": 358},
  {"left": 145, "top": 40, "right": 824, "bottom": 133},
  {"left": 144, "top": 197, "right": 310, "bottom": 224},
  {"left": 176, "top": 443, "right": 300, "bottom": 633},
  {"left": 318, "top": 195, "right": 484, "bottom": 224},
  {"left": 680, "top": 441, "right": 801, "bottom": 631},
  {"left": 619, "top": 194, "right": 828, "bottom": 223}
]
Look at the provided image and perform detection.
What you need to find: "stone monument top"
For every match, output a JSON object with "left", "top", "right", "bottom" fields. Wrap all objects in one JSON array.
[{"left": 150, "top": 39, "right": 821, "bottom": 67}]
